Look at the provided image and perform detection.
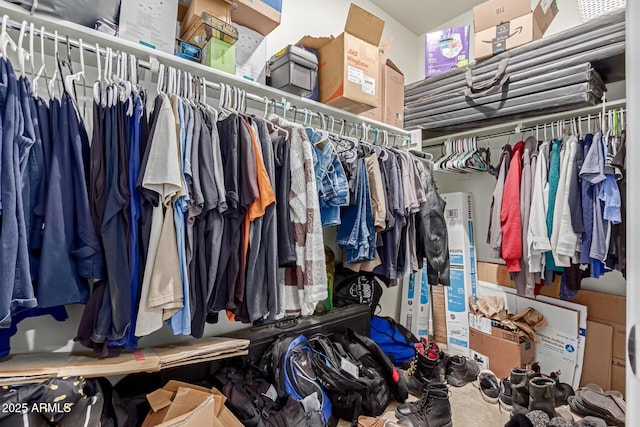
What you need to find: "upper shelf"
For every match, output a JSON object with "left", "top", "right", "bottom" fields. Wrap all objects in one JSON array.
[{"left": 0, "top": 2, "right": 411, "bottom": 138}]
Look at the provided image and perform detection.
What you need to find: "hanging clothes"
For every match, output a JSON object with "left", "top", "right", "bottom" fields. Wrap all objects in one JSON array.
[
  {"left": 269, "top": 115, "right": 327, "bottom": 317},
  {"left": 545, "top": 139, "right": 563, "bottom": 274},
  {"left": 487, "top": 144, "right": 511, "bottom": 259},
  {"left": 513, "top": 136, "right": 536, "bottom": 297},
  {"left": 500, "top": 140, "right": 524, "bottom": 273},
  {"left": 413, "top": 157, "right": 450, "bottom": 286}
]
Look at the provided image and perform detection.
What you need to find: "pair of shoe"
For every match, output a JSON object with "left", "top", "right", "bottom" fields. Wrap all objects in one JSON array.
[
  {"left": 394, "top": 383, "right": 452, "bottom": 427},
  {"left": 509, "top": 368, "right": 575, "bottom": 418},
  {"left": 445, "top": 354, "right": 480, "bottom": 387}
]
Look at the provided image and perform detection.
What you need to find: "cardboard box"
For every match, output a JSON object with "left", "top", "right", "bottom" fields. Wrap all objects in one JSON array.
[
  {"left": 358, "top": 39, "right": 404, "bottom": 127},
  {"left": 400, "top": 260, "right": 432, "bottom": 342},
  {"left": 202, "top": 38, "right": 236, "bottom": 74},
  {"left": 442, "top": 192, "right": 479, "bottom": 357},
  {"left": 183, "top": 0, "right": 233, "bottom": 32},
  {"left": 474, "top": 1, "right": 558, "bottom": 61},
  {"left": 180, "top": 11, "right": 239, "bottom": 48},
  {"left": 473, "top": 0, "right": 531, "bottom": 32},
  {"left": 231, "top": 0, "right": 282, "bottom": 36},
  {"left": 142, "top": 381, "right": 241, "bottom": 427},
  {"left": 581, "top": 321, "right": 613, "bottom": 391},
  {"left": 477, "top": 262, "right": 561, "bottom": 295},
  {"left": 425, "top": 26, "right": 470, "bottom": 77},
  {"left": 299, "top": 4, "right": 385, "bottom": 114},
  {"left": 118, "top": 0, "right": 179, "bottom": 54},
  {"left": 611, "top": 356, "right": 626, "bottom": 395},
  {"left": 469, "top": 315, "right": 536, "bottom": 379},
  {"left": 432, "top": 285, "right": 447, "bottom": 343},
  {"left": 235, "top": 25, "right": 267, "bottom": 84}
]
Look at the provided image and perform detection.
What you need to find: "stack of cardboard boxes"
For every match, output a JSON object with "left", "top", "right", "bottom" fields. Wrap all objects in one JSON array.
[
  {"left": 298, "top": 4, "right": 404, "bottom": 126},
  {"left": 473, "top": 0, "right": 558, "bottom": 61}
]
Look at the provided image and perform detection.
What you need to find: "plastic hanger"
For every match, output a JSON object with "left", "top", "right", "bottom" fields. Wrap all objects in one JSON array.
[
  {"left": 28, "top": 23, "right": 35, "bottom": 78},
  {"left": 48, "top": 30, "right": 60, "bottom": 98},
  {"left": 0, "top": 15, "right": 18, "bottom": 59},
  {"left": 93, "top": 43, "right": 102, "bottom": 104},
  {"left": 33, "top": 26, "right": 49, "bottom": 98},
  {"left": 17, "top": 20, "right": 29, "bottom": 76}
]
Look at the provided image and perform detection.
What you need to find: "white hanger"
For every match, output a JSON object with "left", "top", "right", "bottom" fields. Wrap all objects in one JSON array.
[
  {"left": 48, "top": 29, "right": 59, "bottom": 98},
  {"left": 156, "top": 63, "right": 165, "bottom": 94},
  {"left": 0, "top": 15, "right": 18, "bottom": 59},
  {"left": 93, "top": 43, "right": 102, "bottom": 104},
  {"left": 32, "top": 26, "right": 47, "bottom": 96},
  {"left": 28, "top": 23, "right": 36, "bottom": 79},
  {"left": 17, "top": 20, "right": 29, "bottom": 76}
]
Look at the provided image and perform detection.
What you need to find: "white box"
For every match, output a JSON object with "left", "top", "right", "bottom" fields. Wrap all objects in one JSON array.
[
  {"left": 442, "top": 192, "right": 478, "bottom": 357},
  {"left": 118, "top": 0, "right": 179, "bottom": 54},
  {"left": 400, "top": 260, "right": 432, "bottom": 342},
  {"left": 235, "top": 25, "right": 267, "bottom": 84}
]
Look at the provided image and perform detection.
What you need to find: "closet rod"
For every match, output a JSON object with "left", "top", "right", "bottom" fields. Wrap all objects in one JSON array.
[
  {"left": 2, "top": 15, "right": 411, "bottom": 144},
  {"left": 421, "top": 98, "right": 627, "bottom": 148}
]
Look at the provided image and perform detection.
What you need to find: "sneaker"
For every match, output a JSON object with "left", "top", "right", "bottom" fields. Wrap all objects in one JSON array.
[
  {"left": 446, "top": 355, "right": 480, "bottom": 387},
  {"left": 499, "top": 377, "right": 513, "bottom": 411},
  {"left": 477, "top": 370, "right": 500, "bottom": 404}
]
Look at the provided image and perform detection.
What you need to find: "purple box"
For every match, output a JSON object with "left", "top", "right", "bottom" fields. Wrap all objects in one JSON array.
[{"left": 425, "top": 26, "right": 470, "bottom": 77}]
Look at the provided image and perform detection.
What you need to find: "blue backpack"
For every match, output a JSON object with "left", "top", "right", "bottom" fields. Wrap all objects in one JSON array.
[{"left": 370, "top": 316, "right": 419, "bottom": 365}]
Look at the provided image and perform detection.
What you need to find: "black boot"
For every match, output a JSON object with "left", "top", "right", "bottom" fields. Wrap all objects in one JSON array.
[
  {"left": 395, "top": 383, "right": 448, "bottom": 418},
  {"left": 446, "top": 355, "right": 479, "bottom": 387},
  {"left": 510, "top": 368, "right": 534, "bottom": 416},
  {"left": 528, "top": 377, "right": 557, "bottom": 418},
  {"left": 401, "top": 357, "right": 424, "bottom": 396},
  {"left": 415, "top": 349, "right": 440, "bottom": 383},
  {"left": 397, "top": 389, "right": 452, "bottom": 427}
]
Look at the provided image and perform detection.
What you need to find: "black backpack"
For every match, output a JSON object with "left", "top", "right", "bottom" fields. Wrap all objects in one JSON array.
[
  {"left": 214, "top": 367, "right": 310, "bottom": 427},
  {"left": 260, "top": 334, "right": 330, "bottom": 426},
  {"left": 335, "top": 329, "right": 409, "bottom": 403},
  {"left": 306, "top": 334, "right": 390, "bottom": 426}
]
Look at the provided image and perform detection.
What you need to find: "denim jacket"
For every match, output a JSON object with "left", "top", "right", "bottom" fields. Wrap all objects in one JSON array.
[{"left": 306, "top": 128, "right": 349, "bottom": 227}]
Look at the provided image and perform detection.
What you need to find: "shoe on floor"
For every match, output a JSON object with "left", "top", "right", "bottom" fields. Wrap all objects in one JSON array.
[
  {"left": 476, "top": 370, "right": 500, "bottom": 404},
  {"left": 499, "top": 377, "right": 513, "bottom": 412},
  {"left": 446, "top": 355, "right": 480, "bottom": 387},
  {"left": 526, "top": 410, "right": 550, "bottom": 427},
  {"left": 395, "top": 383, "right": 448, "bottom": 418},
  {"left": 396, "top": 389, "right": 452, "bottom": 427},
  {"left": 504, "top": 413, "right": 534, "bottom": 427},
  {"left": 570, "top": 388, "right": 625, "bottom": 426}
]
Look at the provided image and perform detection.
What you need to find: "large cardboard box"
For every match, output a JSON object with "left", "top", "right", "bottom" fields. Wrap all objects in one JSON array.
[
  {"left": 118, "top": 0, "right": 179, "bottom": 54},
  {"left": 299, "top": 4, "right": 385, "bottom": 114},
  {"left": 581, "top": 321, "right": 614, "bottom": 391},
  {"left": 441, "top": 192, "right": 479, "bottom": 357},
  {"left": 474, "top": 1, "right": 558, "bottom": 61},
  {"left": 231, "top": 0, "right": 282, "bottom": 36},
  {"left": 473, "top": 0, "right": 531, "bottom": 32},
  {"left": 400, "top": 260, "right": 432, "bottom": 342},
  {"left": 469, "top": 314, "right": 535, "bottom": 379},
  {"left": 432, "top": 285, "right": 447, "bottom": 343},
  {"left": 569, "top": 290, "right": 626, "bottom": 395},
  {"left": 182, "top": 0, "right": 233, "bottom": 31},
  {"left": 359, "top": 39, "right": 405, "bottom": 127}
]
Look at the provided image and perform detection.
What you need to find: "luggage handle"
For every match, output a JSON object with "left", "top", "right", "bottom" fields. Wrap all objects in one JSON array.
[{"left": 464, "top": 57, "right": 510, "bottom": 98}]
